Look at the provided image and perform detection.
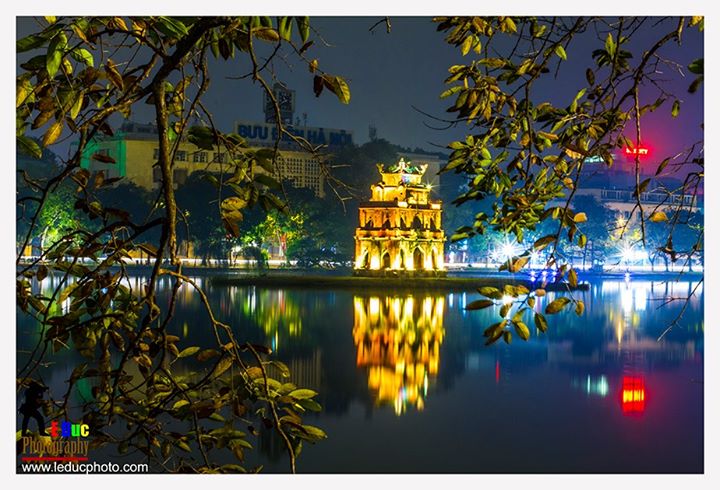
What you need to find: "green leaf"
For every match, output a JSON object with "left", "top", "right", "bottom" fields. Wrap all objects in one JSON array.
[
  {"left": 499, "top": 303, "right": 512, "bottom": 318},
  {"left": 605, "top": 33, "right": 616, "bottom": 57},
  {"left": 533, "top": 235, "right": 556, "bottom": 251},
  {"left": 534, "top": 312, "right": 548, "bottom": 332},
  {"left": 688, "top": 58, "right": 703, "bottom": 75},
  {"left": 289, "top": 389, "right": 318, "bottom": 400},
  {"left": 514, "top": 321, "right": 530, "bottom": 341},
  {"left": 671, "top": 100, "right": 680, "bottom": 117},
  {"left": 42, "top": 120, "right": 63, "bottom": 146},
  {"left": 585, "top": 68, "right": 595, "bottom": 86},
  {"left": 295, "top": 17, "right": 310, "bottom": 43},
  {"left": 554, "top": 45, "right": 567, "bottom": 61},
  {"left": 461, "top": 36, "right": 473, "bottom": 56},
  {"left": 323, "top": 75, "right": 351, "bottom": 104},
  {"left": 655, "top": 157, "right": 671, "bottom": 176},
  {"left": 478, "top": 286, "right": 503, "bottom": 300},
  {"left": 17, "top": 135, "right": 42, "bottom": 159},
  {"left": 177, "top": 346, "right": 200, "bottom": 358},
  {"left": 484, "top": 320, "right": 507, "bottom": 345},
  {"left": 57, "top": 282, "right": 80, "bottom": 303},
  {"left": 17, "top": 34, "right": 47, "bottom": 53},
  {"left": 510, "top": 255, "right": 530, "bottom": 273},
  {"left": 188, "top": 126, "right": 215, "bottom": 150},
  {"left": 213, "top": 356, "right": 233, "bottom": 377},
  {"left": 253, "top": 27, "right": 280, "bottom": 43},
  {"left": 172, "top": 400, "right": 190, "bottom": 410},
  {"left": 465, "top": 299, "right": 495, "bottom": 310},
  {"left": 253, "top": 173, "right": 281, "bottom": 190},
  {"left": 156, "top": 16, "right": 189, "bottom": 39},
  {"left": 688, "top": 77, "right": 702, "bottom": 94},
  {"left": 46, "top": 33, "right": 66, "bottom": 78},
  {"left": 575, "top": 300, "right": 585, "bottom": 316},
  {"left": 568, "top": 268, "right": 578, "bottom": 287},
  {"left": 69, "top": 48, "right": 94, "bottom": 67},
  {"left": 278, "top": 17, "right": 293, "bottom": 41},
  {"left": 105, "top": 59, "right": 124, "bottom": 91},
  {"left": 300, "top": 424, "right": 327, "bottom": 441},
  {"left": 70, "top": 92, "right": 84, "bottom": 120},
  {"left": 578, "top": 233, "right": 587, "bottom": 248},
  {"left": 545, "top": 297, "right": 571, "bottom": 314}
]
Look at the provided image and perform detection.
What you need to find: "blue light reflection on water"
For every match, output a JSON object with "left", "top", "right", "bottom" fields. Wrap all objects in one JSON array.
[{"left": 17, "top": 276, "right": 703, "bottom": 473}]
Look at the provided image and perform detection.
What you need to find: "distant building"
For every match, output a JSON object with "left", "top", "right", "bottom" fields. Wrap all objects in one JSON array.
[
  {"left": 237, "top": 81, "right": 354, "bottom": 151},
  {"left": 79, "top": 121, "right": 328, "bottom": 197},
  {"left": 354, "top": 158, "right": 446, "bottom": 276},
  {"left": 235, "top": 119, "right": 353, "bottom": 150},
  {"left": 571, "top": 153, "right": 702, "bottom": 221}
]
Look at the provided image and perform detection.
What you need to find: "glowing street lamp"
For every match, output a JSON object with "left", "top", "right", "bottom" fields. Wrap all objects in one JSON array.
[{"left": 496, "top": 237, "right": 521, "bottom": 262}]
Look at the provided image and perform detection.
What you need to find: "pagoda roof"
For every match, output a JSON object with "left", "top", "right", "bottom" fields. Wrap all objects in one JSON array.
[{"left": 378, "top": 157, "right": 427, "bottom": 176}]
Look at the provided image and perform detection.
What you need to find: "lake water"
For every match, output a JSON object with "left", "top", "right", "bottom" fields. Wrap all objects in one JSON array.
[{"left": 17, "top": 275, "right": 704, "bottom": 473}]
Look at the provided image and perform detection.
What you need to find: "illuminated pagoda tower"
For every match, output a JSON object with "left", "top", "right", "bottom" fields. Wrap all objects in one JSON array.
[{"left": 354, "top": 158, "right": 446, "bottom": 276}]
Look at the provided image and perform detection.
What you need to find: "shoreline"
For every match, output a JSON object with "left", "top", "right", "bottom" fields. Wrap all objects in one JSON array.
[
  {"left": 209, "top": 273, "right": 590, "bottom": 292},
  {"left": 18, "top": 262, "right": 701, "bottom": 290}
]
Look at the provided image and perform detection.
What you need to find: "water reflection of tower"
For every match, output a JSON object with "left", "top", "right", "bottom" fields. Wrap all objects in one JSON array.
[{"left": 352, "top": 295, "right": 445, "bottom": 415}]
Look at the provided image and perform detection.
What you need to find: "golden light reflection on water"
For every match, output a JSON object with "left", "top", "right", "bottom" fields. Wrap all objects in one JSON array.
[{"left": 352, "top": 295, "right": 445, "bottom": 415}]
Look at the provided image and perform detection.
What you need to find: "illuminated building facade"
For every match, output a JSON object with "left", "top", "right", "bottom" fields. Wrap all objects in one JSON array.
[
  {"left": 79, "top": 121, "right": 328, "bottom": 197},
  {"left": 354, "top": 158, "right": 446, "bottom": 276},
  {"left": 352, "top": 295, "right": 445, "bottom": 415}
]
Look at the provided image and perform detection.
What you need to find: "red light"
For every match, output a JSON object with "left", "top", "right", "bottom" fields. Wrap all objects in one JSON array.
[
  {"left": 624, "top": 147, "right": 649, "bottom": 156},
  {"left": 621, "top": 376, "right": 646, "bottom": 414}
]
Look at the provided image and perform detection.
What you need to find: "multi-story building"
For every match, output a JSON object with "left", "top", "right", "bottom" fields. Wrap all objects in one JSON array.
[
  {"left": 574, "top": 154, "right": 702, "bottom": 220},
  {"left": 550, "top": 151, "right": 703, "bottom": 221},
  {"left": 79, "top": 121, "right": 328, "bottom": 197}
]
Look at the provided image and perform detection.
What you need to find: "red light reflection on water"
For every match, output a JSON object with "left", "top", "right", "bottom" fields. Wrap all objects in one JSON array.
[{"left": 621, "top": 376, "right": 646, "bottom": 414}]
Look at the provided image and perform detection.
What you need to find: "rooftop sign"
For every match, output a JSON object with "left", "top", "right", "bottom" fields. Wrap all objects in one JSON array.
[{"left": 235, "top": 120, "right": 353, "bottom": 148}]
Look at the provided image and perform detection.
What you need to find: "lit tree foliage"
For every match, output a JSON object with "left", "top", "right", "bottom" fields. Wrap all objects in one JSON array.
[
  {"left": 434, "top": 16, "right": 703, "bottom": 344},
  {"left": 16, "top": 16, "right": 352, "bottom": 473}
]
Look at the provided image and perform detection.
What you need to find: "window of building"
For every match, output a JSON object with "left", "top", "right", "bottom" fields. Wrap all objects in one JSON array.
[
  {"left": 153, "top": 166, "right": 162, "bottom": 183},
  {"left": 153, "top": 148, "right": 160, "bottom": 160},
  {"left": 193, "top": 151, "right": 207, "bottom": 163},
  {"left": 213, "top": 152, "right": 226, "bottom": 163},
  {"left": 176, "top": 150, "right": 187, "bottom": 162},
  {"left": 173, "top": 168, "right": 188, "bottom": 186}
]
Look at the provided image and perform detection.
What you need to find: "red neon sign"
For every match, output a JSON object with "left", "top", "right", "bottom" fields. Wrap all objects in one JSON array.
[
  {"left": 621, "top": 376, "right": 646, "bottom": 414},
  {"left": 624, "top": 147, "right": 649, "bottom": 157}
]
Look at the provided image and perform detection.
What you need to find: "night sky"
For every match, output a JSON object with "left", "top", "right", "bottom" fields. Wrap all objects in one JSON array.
[{"left": 17, "top": 16, "right": 704, "bottom": 165}]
